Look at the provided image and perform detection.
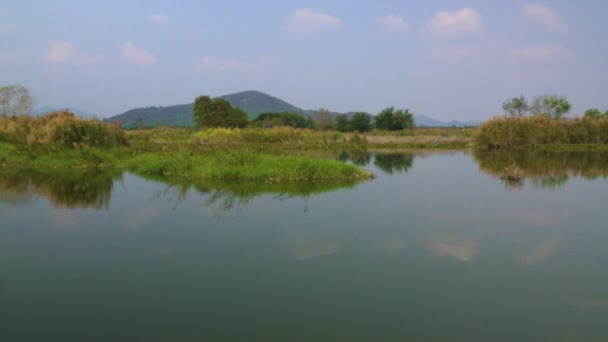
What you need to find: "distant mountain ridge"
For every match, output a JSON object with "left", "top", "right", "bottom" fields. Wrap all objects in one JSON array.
[{"left": 107, "top": 90, "right": 480, "bottom": 127}]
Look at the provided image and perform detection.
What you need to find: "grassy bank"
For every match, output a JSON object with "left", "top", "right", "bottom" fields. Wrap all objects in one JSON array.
[{"left": 474, "top": 116, "right": 608, "bottom": 150}]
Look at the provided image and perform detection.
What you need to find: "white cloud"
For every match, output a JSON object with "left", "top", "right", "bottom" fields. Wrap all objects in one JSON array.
[
  {"left": 376, "top": 14, "right": 410, "bottom": 32},
  {"left": 428, "top": 239, "right": 477, "bottom": 262},
  {"left": 121, "top": 43, "right": 156, "bottom": 65},
  {"left": 0, "top": 23, "right": 15, "bottom": 34},
  {"left": 510, "top": 44, "right": 574, "bottom": 62},
  {"left": 44, "top": 40, "right": 104, "bottom": 64},
  {"left": 287, "top": 8, "right": 342, "bottom": 34},
  {"left": 520, "top": 2, "right": 567, "bottom": 32},
  {"left": 148, "top": 14, "right": 169, "bottom": 24},
  {"left": 426, "top": 8, "right": 483, "bottom": 37}
]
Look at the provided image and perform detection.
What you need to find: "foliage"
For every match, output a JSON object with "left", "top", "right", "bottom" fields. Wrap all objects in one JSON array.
[
  {"left": 374, "top": 107, "right": 415, "bottom": 130},
  {"left": 335, "top": 115, "right": 350, "bottom": 132},
  {"left": 128, "top": 150, "right": 374, "bottom": 182},
  {"left": 0, "top": 85, "right": 34, "bottom": 116},
  {"left": 583, "top": 108, "right": 607, "bottom": 119},
  {"left": 191, "top": 127, "right": 364, "bottom": 146},
  {"left": 530, "top": 95, "right": 571, "bottom": 119},
  {"left": 314, "top": 108, "right": 334, "bottom": 131},
  {"left": 193, "top": 95, "right": 249, "bottom": 129},
  {"left": 251, "top": 112, "right": 313, "bottom": 129},
  {"left": 0, "top": 110, "right": 127, "bottom": 149},
  {"left": 502, "top": 95, "right": 529, "bottom": 117},
  {"left": 350, "top": 112, "right": 372, "bottom": 132},
  {"left": 474, "top": 116, "right": 608, "bottom": 149}
]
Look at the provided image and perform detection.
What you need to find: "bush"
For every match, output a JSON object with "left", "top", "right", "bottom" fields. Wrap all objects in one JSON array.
[{"left": 0, "top": 110, "right": 127, "bottom": 149}]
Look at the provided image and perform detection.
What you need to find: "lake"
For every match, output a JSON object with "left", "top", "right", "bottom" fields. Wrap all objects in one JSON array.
[{"left": 2, "top": 151, "right": 608, "bottom": 341}]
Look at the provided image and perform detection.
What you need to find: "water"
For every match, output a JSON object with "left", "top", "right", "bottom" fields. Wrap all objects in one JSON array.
[{"left": 2, "top": 151, "right": 608, "bottom": 341}]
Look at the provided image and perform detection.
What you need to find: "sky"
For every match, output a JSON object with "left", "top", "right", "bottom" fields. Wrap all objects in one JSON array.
[{"left": 1, "top": 0, "right": 607, "bottom": 120}]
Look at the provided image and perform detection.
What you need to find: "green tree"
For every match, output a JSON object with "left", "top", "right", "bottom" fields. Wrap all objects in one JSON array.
[
  {"left": 584, "top": 108, "right": 603, "bottom": 119},
  {"left": 0, "top": 85, "right": 34, "bottom": 117},
  {"left": 502, "top": 95, "right": 529, "bottom": 117},
  {"left": 349, "top": 112, "right": 372, "bottom": 132},
  {"left": 252, "top": 112, "right": 313, "bottom": 128},
  {"left": 374, "top": 107, "right": 394, "bottom": 130},
  {"left": 375, "top": 107, "right": 414, "bottom": 130},
  {"left": 335, "top": 114, "right": 350, "bottom": 132},
  {"left": 531, "top": 95, "right": 571, "bottom": 119},
  {"left": 193, "top": 95, "right": 248, "bottom": 129}
]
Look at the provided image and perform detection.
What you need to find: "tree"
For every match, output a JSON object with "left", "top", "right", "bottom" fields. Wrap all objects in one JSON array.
[
  {"left": 252, "top": 112, "right": 313, "bottom": 128},
  {"left": 584, "top": 108, "right": 603, "bottom": 119},
  {"left": 502, "top": 95, "right": 529, "bottom": 117},
  {"left": 335, "top": 114, "right": 350, "bottom": 132},
  {"left": 349, "top": 112, "right": 372, "bottom": 132},
  {"left": 530, "top": 95, "right": 571, "bottom": 119},
  {"left": 193, "top": 95, "right": 248, "bottom": 129},
  {"left": 374, "top": 107, "right": 394, "bottom": 130},
  {"left": 375, "top": 107, "right": 414, "bottom": 130},
  {"left": 314, "top": 108, "right": 333, "bottom": 131},
  {"left": 0, "top": 85, "right": 34, "bottom": 117}
]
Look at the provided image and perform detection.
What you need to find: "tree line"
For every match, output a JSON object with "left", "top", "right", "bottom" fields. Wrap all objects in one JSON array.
[
  {"left": 502, "top": 94, "right": 608, "bottom": 119},
  {"left": 192, "top": 95, "right": 415, "bottom": 132}
]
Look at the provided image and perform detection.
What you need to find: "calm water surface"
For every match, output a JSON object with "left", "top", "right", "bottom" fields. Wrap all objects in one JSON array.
[{"left": 2, "top": 151, "right": 608, "bottom": 341}]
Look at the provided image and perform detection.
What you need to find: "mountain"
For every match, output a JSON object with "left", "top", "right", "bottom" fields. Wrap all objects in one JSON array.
[
  {"left": 34, "top": 106, "right": 97, "bottom": 119},
  {"left": 414, "top": 115, "right": 481, "bottom": 127},
  {"left": 108, "top": 90, "right": 480, "bottom": 127}
]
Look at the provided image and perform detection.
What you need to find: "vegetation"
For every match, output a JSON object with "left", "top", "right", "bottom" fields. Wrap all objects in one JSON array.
[
  {"left": 501, "top": 94, "right": 571, "bottom": 119},
  {"left": 193, "top": 95, "right": 249, "bottom": 129},
  {"left": 251, "top": 112, "right": 314, "bottom": 129},
  {"left": 0, "top": 110, "right": 127, "bottom": 149},
  {"left": 374, "top": 107, "right": 415, "bottom": 130},
  {"left": 584, "top": 108, "right": 608, "bottom": 119},
  {"left": 473, "top": 116, "right": 608, "bottom": 150},
  {"left": 336, "top": 112, "right": 372, "bottom": 133},
  {"left": 0, "top": 85, "right": 34, "bottom": 117},
  {"left": 128, "top": 151, "right": 374, "bottom": 182}
]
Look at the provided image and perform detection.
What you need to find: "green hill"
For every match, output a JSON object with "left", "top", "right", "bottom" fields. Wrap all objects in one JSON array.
[{"left": 108, "top": 90, "right": 332, "bottom": 127}]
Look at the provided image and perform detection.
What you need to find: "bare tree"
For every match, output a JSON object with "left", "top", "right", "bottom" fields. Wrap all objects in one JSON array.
[{"left": 0, "top": 85, "right": 34, "bottom": 116}]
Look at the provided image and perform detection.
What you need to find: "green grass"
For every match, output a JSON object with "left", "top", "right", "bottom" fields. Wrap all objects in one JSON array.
[{"left": 127, "top": 150, "right": 374, "bottom": 182}]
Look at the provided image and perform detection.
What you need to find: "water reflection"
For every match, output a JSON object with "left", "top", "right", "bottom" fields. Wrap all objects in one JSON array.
[
  {"left": 474, "top": 150, "right": 608, "bottom": 189},
  {"left": 373, "top": 153, "right": 414, "bottom": 174},
  {"left": 141, "top": 174, "right": 362, "bottom": 216},
  {"left": 0, "top": 169, "right": 122, "bottom": 210}
]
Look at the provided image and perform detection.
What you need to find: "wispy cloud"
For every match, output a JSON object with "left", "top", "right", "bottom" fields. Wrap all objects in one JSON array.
[
  {"left": 426, "top": 8, "right": 483, "bottom": 37},
  {"left": 44, "top": 40, "right": 103, "bottom": 64},
  {"left": 520, "top": 2, "right": 567, "bottom": 32},
  {"left": 428, "top": 239, "right": 477, "bottom": 262},
  {"left": 510, "top": 44, "right": 574, "bottom": 62},
  {"left": 148, "top": 14, "right": 169, "bottom": 24},
  {"left": 287, "top": 8, "right": 342, "bottom": 34},
  {"left": 121, "top": 42, "right": 156, "bottom": 65},
  {"left": 376, "top": 14, "right": 410, "bottom": 33}
]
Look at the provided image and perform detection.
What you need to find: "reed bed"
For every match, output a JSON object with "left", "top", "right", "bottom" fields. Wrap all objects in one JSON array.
[{"left": 474, "top": 116, "right": 608, "bottom": 150}]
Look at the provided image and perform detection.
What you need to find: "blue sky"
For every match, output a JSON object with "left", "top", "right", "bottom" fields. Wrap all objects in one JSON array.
[{"left": 1, "top": 0, "right": 607, "bottom": 120}]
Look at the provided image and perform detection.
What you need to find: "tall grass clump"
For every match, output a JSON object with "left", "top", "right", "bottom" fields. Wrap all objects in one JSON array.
[
  {"left": 474, "top": 116, "right": 608, "bottom": 150},
  {"left": 0, "top": 110, "right": 127, "bottom": 149}
]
